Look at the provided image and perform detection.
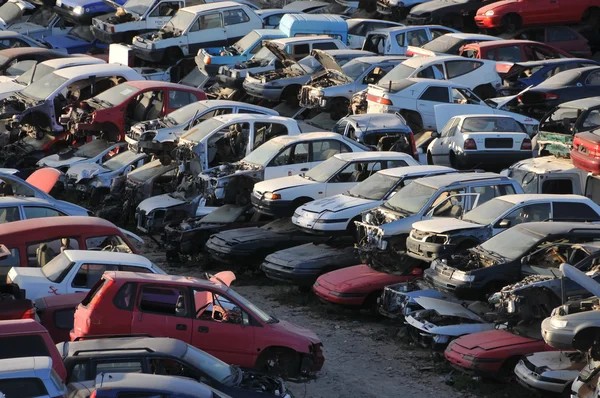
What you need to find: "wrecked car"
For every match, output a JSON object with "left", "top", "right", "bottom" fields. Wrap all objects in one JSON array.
[
  {"left": 376, "top": 0, "right": 427, "bottom": 19},
  {"left": 162, "top": 203, "right": 270, "bottom": 259},
  {"left": 299, "top": 53, "right": 403, "bottom": 119},
  {"left": 313, "top": 264, "right": 422, "bottom": 311},
  {"left": 37, "top": 140, "right": 126, "bottom": 173},
  {"left": 355, "top": 172, "right": 521, "bottom": 274},
  {"left": 292, "top": 165, "right": 456, "bottom": 236},
  {"left": 536, "top": 97, "right": 600, "bottom": 158},
  {"left": 206, "top": 218, "right": 331, "bottom": 266},
  {"left": 7, "top": 4, "right": 73, "bottom": 41},
  {"left": 570, "top": 358, "right": 600, "bottom": 397},
  {"left": 0, "top": 48, "right": 71, "bottom": 90},
  {"left": 129, "top": 100, "right": 278, "bottom": 159},
  {"left": 361, "top": 25, "right": 458, "bottom": 56},
  {"left": 406, "top": 194, "right": 600, "bottom": 262},
  {"left": 515, "top": 350, "right": 585, "bottom": 395},
  {"left": 261, "top": 238, "right": 360, "bottom": 289},
  {"left": 405, "top": 297, "right": 496, "bottom": 350},
  {"left": 62, "top": 80, "right": 206, "bottom": 143},
  {"left": 0, "top": 0, "right": 36, "bottom": 30},
  {"left": 424, "top": 222, "right": 600, "bottom": 300},
  {"left": 252, "top": 151, "right": 418, "bottom": 218}
]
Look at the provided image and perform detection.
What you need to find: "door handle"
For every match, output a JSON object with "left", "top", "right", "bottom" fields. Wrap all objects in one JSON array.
[
  {"left": 197, "top": 326, "right": 209, "bottom": 333},
  {"left": 300, "top": 168, "right": 309, "bottom": 171},
  {"left": 176, "top": 324, "right": 187, "bottom": 331}
]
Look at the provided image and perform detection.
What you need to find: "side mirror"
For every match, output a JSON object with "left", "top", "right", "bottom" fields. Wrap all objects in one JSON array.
[
  {"left": 521, "top": 256, "right": 529, "bottom": 265},
  {"left": 498, "top": 219, "right": 511, "bottom": 228},
  {"left": 431, "top": 131, "right": 440, "bottom": 139}
]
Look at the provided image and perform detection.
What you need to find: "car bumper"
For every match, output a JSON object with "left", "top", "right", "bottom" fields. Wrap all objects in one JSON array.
[
  {"left": 91, "top": 26, "right": 126, "bottom": 43},
  {"left": 474, "top": 15, "right": 501, "bottom": 28},
  {"left": 406, "top": 236, "right": 455, "bottom": 262},
  {"left": 261, "top": 261, "right": 319, "bottom": 286},
  {"left": 292, "top": 214, "right": 348, "bottom": 235},
  {"left": 423, "top": 269, "right": 473, "bottom": 298},
  {"left": 216, "top": 74, "right": 244, "bottom": 89},
  {"left": 541, "top": 318, "right": 574, "bottom": 350},
  {"left": 132, "top": 46, "right": 165, "bottom": 63},
  {"left": 251, "top": 194, "right": 296, "bottom": 218},
  {"left": 243, "top": 83, "right": 281, "bottom": 102},
  {"left": 312, "top": 280, "right": 366, "bottom": 306},
  {"left": 444, "top": 343, "right": 505, "bottom": 375},
  {"left": 570, "top": 148, "right": 600, "bottom": 174},
  {"left": 514, "top": 361, "right": 567, "bottom": 394},
  {"left": 205, "top": 236, "right": 253, "bottom": 264},
  {"left": 455, "top": 150, "right": 531, "bottom": 168}
]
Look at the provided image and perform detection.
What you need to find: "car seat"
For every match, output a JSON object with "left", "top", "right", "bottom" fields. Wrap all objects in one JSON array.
[
  {"left": 175, "top": 295, "right": 187, "bottom": 317},
  {"left": 36, "top": 244, "right": 56, "bottom": 267},
  {"left": 60, "top": 238, "right": 73, "bottom": 253},
  {"left": 132, "top": 95, "right": 153, "bottom": 122}
]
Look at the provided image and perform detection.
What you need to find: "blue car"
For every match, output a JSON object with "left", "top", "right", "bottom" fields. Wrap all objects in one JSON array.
[
  {"left": 43, "top": 24, "right": 107, "bottom": 54},
  {"left": 501, "top": 58, "right": 600, "bottom": 95},
  {"left": 54, "top": 0, "right": 126, "bottom": 24}
]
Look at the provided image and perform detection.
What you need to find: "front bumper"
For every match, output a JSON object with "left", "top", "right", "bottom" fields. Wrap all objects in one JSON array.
[
  {"left": 312, "top": 280, "right": 366, "bottom": 307},
  {"left": 454, "top": 150, "right": 531, "bottom": 169},
  {"left": 261, "top": 260, "right": 320, "bottom": 286},
  {"left": 251, "top": 194, "right": 296, "bottom": 218},
  {"left": 216, "top": 74, "right": 245, "bottom": 89},
  {"left": 444, "top": 341, "right": 505, "bottom": 375},
  {"left": 541, "top": 318, "right": 574, "bottom": 350},
  {"left": 474, "top": 15, "right": 501, "bottom": 29},
  {"left": 514, "top": 360, "right": 567, "bottom": 394},
  {"left": 292, "top": 212, "right": 348, "bottom": 235},
  {"left": 91, "top": 26, "right": 126, "bottom": 44},
  {"left": 132, "top": 45, "right": 165, "bottom": 63},
  {"left": 406, "top": 236, "right": 455, "bottom": 262},
  {"left": 243, "top": 82, "right": 282, "bottom": 102},
  {"left": 205, "top": 235, "right": 253, "bottom": 264},
  {"left": 423, "top": 268, "right": 474, "bottom": 298}
]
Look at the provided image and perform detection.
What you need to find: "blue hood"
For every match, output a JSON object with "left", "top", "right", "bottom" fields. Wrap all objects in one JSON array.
[
  {"left": 58, "top": 0, "right": 125, "bottom": 14},
  {"left": 44, "top": 34, "right": 106, "bottom": 53}
]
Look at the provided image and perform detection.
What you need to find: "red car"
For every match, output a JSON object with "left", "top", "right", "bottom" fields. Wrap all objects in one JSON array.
[
  {"left": 66, "top": 81, "right": 206, "bottom": 142},
  {"left": 505, "top": 26, "right": 592, "bottom": 58},
  {"left": 313, "top": 264, "right": 422, "bottom": 309},
  {"left": 71, "top": 271, "right": 324, "bottom": 377},
  {"left": 475, "top": 0, "right": 600, "bottom": 33},
  {"left": 570, "top": 131, "right": 600, "bottom": 174},
  {"left": 35, "top": 292, "right": 85, "bottom": 344},
  {"left": 444, "top": 329, "right": 556, "bottom": 378}
]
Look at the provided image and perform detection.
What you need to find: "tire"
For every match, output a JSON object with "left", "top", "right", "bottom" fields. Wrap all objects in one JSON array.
[
  {"left": 402, "top": 111, "right": 424, "bottom": 134},
  {"left": 501, "top": 13, "right": 522, "bottom": 33},
  {"left": 449, "top": 151, "right": 457, "bottom": 168},
  {"left": 426, "top": 151, "right": 433, "bottom": 165},
  {"left": 255, "top": 347, "right": 300, "bottom": 379}
]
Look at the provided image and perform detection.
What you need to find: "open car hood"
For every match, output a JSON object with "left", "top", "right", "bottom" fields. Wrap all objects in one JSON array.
[
  {"left": 25, "top": 168, "right": 62, "bottom": 194},
  {"left": 194, "top": 271, "right": 236, "bottom": 318},
  {"left": 414, "top": 297, "right": 483, "bottom": 321},
  {"left": 561, "top": 263, "right": 600, "bottom": 298},
  {"left": 312, "top": 49, "right": 344, "bottom": 73},
  {"left": 264, "top": 41, "right": 295, "bottom": 65}
]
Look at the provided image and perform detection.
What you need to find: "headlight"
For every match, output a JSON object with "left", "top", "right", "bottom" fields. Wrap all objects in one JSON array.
[
  {"left": 484, "top": 10, "right": 494, "bottom": 16},
  {"left": 451, "top": 271, "right": 474, "bottom": 282},
  {"left": 56, "top": 0, "right": 62, "bottom": 6},
  {"left": 550, "top": 318, "right": 568, "bottom": 329},
  {"left": 73, "top": 6, "right": 84, "bottom": 15},
  {"left": 264, "top": 192, "right": 281, "bottom": 200}
]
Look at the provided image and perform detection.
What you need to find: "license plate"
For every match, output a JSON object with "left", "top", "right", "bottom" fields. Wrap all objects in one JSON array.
[{"left": 76, "top": 184, "right": 87, "bottom": 192}]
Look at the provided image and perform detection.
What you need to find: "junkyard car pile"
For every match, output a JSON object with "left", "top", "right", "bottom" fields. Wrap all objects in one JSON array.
[{"left": 3, "top": 0, "right": 600, "bottom": 396}]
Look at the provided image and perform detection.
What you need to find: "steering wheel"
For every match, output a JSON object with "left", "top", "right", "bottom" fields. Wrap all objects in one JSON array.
[
  {"left": 212, "top": 304, "right": 228, "bottom": 323},
  {"left": 101, "top": 245, "right": 115, "bottom": 252}
]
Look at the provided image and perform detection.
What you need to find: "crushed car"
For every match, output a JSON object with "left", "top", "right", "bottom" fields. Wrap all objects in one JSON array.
[
  {"left": 514, "top": 350, "right": 585, "bottom": 395},
  {"left": 37, "top": 140, "right": 126, "bottom": 174}
]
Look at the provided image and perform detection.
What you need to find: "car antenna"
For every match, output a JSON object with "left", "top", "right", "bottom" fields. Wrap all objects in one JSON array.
[
  {"left": 28, "top": 62, "right": 37, "bottom": 85},
  {"left": 187, "top": 108, "right": 200, "bottom": 129},
  {"left": 388, "top": 80, "right": 392, "bottom": 92}
]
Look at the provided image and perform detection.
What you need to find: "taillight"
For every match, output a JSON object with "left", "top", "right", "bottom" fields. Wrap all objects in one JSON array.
[
  {"left": 409, "top": 132, "right": 418, "bottom": 160},
  {"left": 574, "top": 136, "right": 600, "bottom": 157},
  {"left": 367, "top": 94, "right": 392, "bottom": 105},
  {"left": 89, "top": 392, "right": 97, "bottom": 398},
  {"left": 110, "top": 26, "right": 114, "bottom": 33},
  {"left": 21, "top": 308, "right": 35, "bottom": 319},
  {"left": 545, "top": 93, "right": 559, "bottom": 100},
  {"left": 464, "top": 138, "right": 477, "bottom": 150},
  {"left": 520, "top": 138, "right": 532, "bottom": 150},
  {"left": 406, "top": 49, "right": 414, "bottom": 57}
]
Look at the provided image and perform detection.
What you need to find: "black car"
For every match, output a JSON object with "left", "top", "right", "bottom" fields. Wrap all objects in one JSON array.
[
  {"left": 515, "top": 66, "right": 600, "bottom": 118},
  {"left": 406, "top": 0, "right": 499, "bottom": 31},
  {"left": 58, "top": 337, "right": 291, "bottom": 398},
  {"left": 424, "top": 222, "right": 600, "bottom": 300}
]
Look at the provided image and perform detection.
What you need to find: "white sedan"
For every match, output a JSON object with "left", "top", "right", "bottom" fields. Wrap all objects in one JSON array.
[
  {"left": 426, "top": 114, "right": 532, "bottom": 169},
  {"left": 251, "top": 151, "right": 419, "bottom": 217}
]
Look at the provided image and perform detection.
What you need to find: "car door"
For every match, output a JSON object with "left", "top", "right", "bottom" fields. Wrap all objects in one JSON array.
[
  {"left": 416, "top": 85, "right": 451, "bottom": 129},
  {"left": 191, "top": 287, "right": 256, "bottom": 367},
  {"left": 146, "top": 1, "right": 182, "bottom": 30},
  {"left": 187, "top": 11, "right": 227, "bottom": 54},
  {"left": 66, "top": 263, "right": 119, "bottom": 294},
  {"left": 347, "top": 21, "right": 368, "bottom": 49},
  {"left": 222, "top": 8, "right": 252, "bottom": 44},
  {"left": 131, "top": 284, "right": 193, "bottom": 342},
  {"left": 524, "top": 0, "right": 560, "bottom": 24},
  {"left": 429, "top": 117, "right": 460, "bottom": 165},
  {"left": 264, "top": 141, "right": 310, "bottom": 180},
  {"left": 21, "top": 206, "right": 66, "bottom": 220},
  {"left": 325, "top": 160, "right": 386, "bottom": 196}
]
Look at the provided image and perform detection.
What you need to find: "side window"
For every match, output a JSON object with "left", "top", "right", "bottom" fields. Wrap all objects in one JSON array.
[
  {"left": 253, "top": 122, "right": 288, "bottom": 148},
  {"left": 69, "top": 363, "right": 88, "bottom": 383},
  {"left": 430, "top": 28, "right": 452, "bottom": 39},
  {"left": 0, "top": 206, "right": 20, "bottom": 224},
  {"left": 394, "top": 33, "right": 405, "bottom": 47},
  {"left": 223, "top": 9, "right": 250, "bottom": 26},
  {"left": 292, "top": 43, "right": 310, "bottom": 58},
  {"left": 139, "top": 285, "right": 188, "bottom": 316},
  {"left": 331, "top": 161, "right": 383, "bottom": 183},
  {"left": 470, "top": 184, "right": 516, "bottom": 206},
  {"left": 441, "top": 117, "right": 460, "bottom": 138},
  {"left": 416, "top": 64, "right": 444, "bottom": 79},
  {"left": 290, "top": 142, "right": 309, "bottom": 164},
  {"left": 406, "top": 29, "right": 429, "bottom": 47},
  {"left": 586, "top": 71, "right": 600, "bottom": 85},
  {"left": 0, "top": 247, "right": 19, "bottom": 267},
  {"left": 419, "top": 86, "right": 450, "bottom": 102},
  {"left": 197, "top": 107, "right": 233, "bottom": 123},
  {"left": 0, "top": 378, "right": 49, "bottom": 398},
  {"left": 0, "top": 335, "right": 49, "bottom": 359},
  {"left": 26, "top": 237, "right": 79, "bottom": 267},
  {"left": 150, "top": 358, "right": 201, "bottom": 380},
  {"left": 193, "top": 12, "right": 222, "bottom": 31},
  {"left": 311, "top": 140, "right": 345, "bottom": 162},
  {"left": 429, "top": 188, "right": 468, "bottom": 217},
  {"left": 269, "top": 147, "right": 292, "bottom": 166},
  {"left": 0, "top": 38, "right": 28, "bottom": 48},
  {"left": 463, "top": 49, "right": 479, "bottom": 59},
  {"left": 542, "top": 179, "right": 574, "bottom": 194},
  {"left": 266, "top": 14, "right": 282, "bottom": 27},
  {"left": 121, "top": 265, "right": 152, "bottom": 273},
  {"left": 23, "top": 206, "right": 65, "bottom": 219},
  {"left": 502, "top": 203, "right": 552, "bottom": 226},
  {"left": 54, "top": 308, "right": 76, "bottom": 330},
  {"left": 553, "top": 202, "right": 600, "bottom": 221},
  {"left": 168, "top": 90, "right": 196, "bottom": 108},
  {"left": 348, "top": 22, "right": 367, "bottom": 36},
  {"left": 496, "top": 46, "right": 523, "bottom": 62},
  {"left": 95, "top": 360, "right": 143, "bottom": 375},
  {"left": 149, "top": 1, "right": 179, "bottom": 17},
  {"left": 72, "top": 264, "right": 119, "bottom": 289},
  {"left": 113, "top": 282, "right": 137, "bottom": 310},
  {"left": 312, "top": 41, "right": 337, "bottom": 50},
  {"left": 582, "top": 110, "right": 600, "bottom": 129},
  {"left": 446, "top": 60, "right": 483, "bottom": 79}
]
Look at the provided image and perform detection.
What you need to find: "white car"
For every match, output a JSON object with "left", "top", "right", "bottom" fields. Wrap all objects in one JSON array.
[
  {"left": 37, "top": 140, "right": 126, "bottom": 173},
  {"left": 426, "top": 114, "right": 532, "bottom": 169},
  {"left": 362, "top": 25, "right": 458, "bottom": 56},
  {"left": 375, "top": 55, "right": 502, "bottom": 99},
  {"left": 406, "top": 32, "right": 501, "bottom": 57},
  {"left": 7, "top": 250, "right": 166, "bottom": 301},
  {"left": 251, "top": 151, "right": 419, "bottom": 218},
  {"left": 345, "top": 18, "right": 404, "bottom": 49},
  {"left": 0, "top": 357, "right": 67, "bottom": 398},
  {"left": 292, "top": 165, "right": 455, "bottom": 234}
]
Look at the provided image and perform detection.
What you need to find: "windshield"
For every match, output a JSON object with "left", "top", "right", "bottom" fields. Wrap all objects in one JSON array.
[
  {"left": 182, "top": 345, "right": 235, "bottom": 385},
  {"left": 164, "top": 9, "right": 195, "bottom": 32},
  {"left": 15, "top": 62, "right": 54, "bottom": 86},
  {"left": 233, "top": 31, "right": 260, "bottom": 53},
  {"left": 462, "top": 116, "right": 525, "bottom": 133},
  {"left": 422, "top": 35, "right": 461, "bottom": 53},
  {"left": 129, "top": 161, "right": 173, "bottom": 183},
  {"left": 122, "top": 0, "right": 154, "bottom": 15},
  {"left": 0, "top": 2, "right": 23, "bottom": 26},
  {"left": 180, "top": 66, "right": 208, "bottom": 88},
  {"left": 182, "top": 118, "right": 224, "bottom": 142},
  {"left": 69, "top": 25, "right": 95, "bottom": 42},
  {"left": 509, "top": 168, "right": 538, "bottom": 194},
  {"left": 479, "top": 226, "right": 541, "bottom": 260},
  {"left": 384, "top": 180, "right": 436, "bottom": 215},
  {"left": 253, "top": 46, "right": 275, "bottom": 62},
  {"left": 103, "top": 150, "right": 139, "bottom": 171},
  {"left": 462, "top": 198, "right": 515, "bottom": 225},
  {"left": 92, "top": 83, "right": 136, "bottom": 107},
  {"left": 21, "top": 73, "right": 68, "bottom": 101},
  {"left": 348, "top": 172, "right": 399, "bottom": 201},
  {"left": 166, "top": 102, "right": 208, "bottom": 126},
  {"left": 304, "top": 157, "right": 346, "bottom": 183},
  {"left": 341, "top": 60, "right": 371, "bottom": 81},
  {"left": 291, "top": 56, "right": 321, "bottom": 74},
  {"left": 226, "top": 287, "right": 277, "bottom": 323},
  {"left": 5, "top": 60, "right": 36, "bottom": 77},
  {"left": 27, "top": 7, "right": 55, "bottom": 27},
  {"left": 378, "top": 64, "right": 416, "bottom": 87},
  {"left": 73, "top": 140, "right": 111, "bottom": 158},
  {"left": 41, "top": 254, "right": 73, "bottom": 282},
  {"left": 243, "top": 139, "right": 286, "bottom": 166}
]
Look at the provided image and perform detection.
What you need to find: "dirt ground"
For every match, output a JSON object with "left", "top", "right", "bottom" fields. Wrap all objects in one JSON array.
[{"left": 140, "top": 240, "right": 533, "bottom": 398}]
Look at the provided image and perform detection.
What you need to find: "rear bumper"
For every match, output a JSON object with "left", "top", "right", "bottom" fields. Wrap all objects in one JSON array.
[
  {"left": 455, "top": 150, "right": 531, "bottom": 168},
  {"left": 570, "top": 148, "right": 600, "bottom": 174},
  {"left": 92, "top": 26, "right": 126, "bottom": 43},
  {"left": 132, "top": 46, "right": 165, "bottom": 63},
  {"left": 260, "top": 261, "right": 319, "bottom": 286},
  {"left": 243, "top": 82, "right": 282, "bottom": 102},
  {"left": 216, "top": 74, "right": 245, "bottom": 89}
]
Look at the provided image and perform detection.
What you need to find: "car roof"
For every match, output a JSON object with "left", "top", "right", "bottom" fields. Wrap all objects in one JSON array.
[
  {"left": 0, "top": 31, "right": 31, "bottom": 39},
  {"left": 402, "top": 55, "right": 471, "bottom": 68},
  {"left": 206, "top": 114, "right": 293, "bottom": 124},
  {"left": 345, "top": 113, "right": 408, "bottom": 130},
  {"left": 559, "top": 96, "right": 600, "bottom": 109},
  {"left": 65, "top": 337, "right": 187, "bottom": 358},
  {"left": 62, "top": 250, "right": 152, "bottom": 266},
  {"left": 407, "top": 77, "right": 469, "bottom": 88},
  {"left": 39, "top": 56, "right": 105, "bottom": 69},
  {"left": 0, "top": 196, "right": 58, "bottom": 205},
  {"left": 0, "top": 319, "right": 47, "bottom": 335},
  {"left": 54, "top": 63, "right": 135, "bottom": 79},
  {"left": 271, "top": 131, "right": 341, "bottom": 144},
  {"left": 441, "top": 33, "right": 500, "bottom": 41},
  {"left": 379, "top": 165, "right": 454, "bottom": 178},
  {"left": 469, "top": 39, "right": 549, "bottom": 48},
  {"left": 0, "top": 216, "right": 119, "bottom": 237},
  {"left": 0, "top": 356, "right": 51, "bottom": 374},
  {"left": 416, "top": 172, "right": 507, "bottom": 188},
  {"left": 272, "top": 35, "right": 339, "bottom": 44},
  {"left": 457, "top": 114, "right": 515, "bottom": 120},
  {"left": 369, "top": 24, "right": 448, "bottom": 35},
  {"left": 282, "top": 0, "right": 328, "bottom": 10},
  {"left": 324, "top": 49, "right": 373, "bottom": 56},
  {"left": 494, "top": 194, "right": 592, "bottom": 204},
  {"left": 182, "top": 1, "right": 249, "bottom": 13},
  {"left": 514, "top": 221, "right": 600, "bottom": 236},
  {"left": 0, "top": 47, "right": 62, "bottom": 58},
  {"left": 332, "top": 151, "right": 414, "bottom": 162},
  {"left": 350, "top": 55, "right": 406, "bottom": 64},
  {"left": 509, "top": 156, "right": 582, "bottom": 173},
  {"left": 510, "top": 58, "right": 594, "bottom": 68},
  {"left": 95, "top": 372, "right": 212, "bottom": 396},
  {"left": 280, "top": 13, "right": 345, "bottom": 23},
  {"left": 105, "top": 271, "right": 228, "bottom": 290}
]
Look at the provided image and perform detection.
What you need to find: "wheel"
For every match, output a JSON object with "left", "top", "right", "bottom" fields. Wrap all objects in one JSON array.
[
  {"left": 449, "top": 151, "right": 457, "bottom": 168},
  {"left": 501, "top": 13, "right": 522, "bottom": 33},
  {"left": 329, "top": 98, "right": 349, "bottom": 120},
  {"left": 426, "top": 151, "right": 433, "bottom": 165},
  {"left": 255, "top": 348, "right": 300, "bottom": 379}
]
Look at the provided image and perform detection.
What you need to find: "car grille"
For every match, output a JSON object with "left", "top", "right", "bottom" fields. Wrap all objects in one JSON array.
[
  {"left": 485, "top": 138, "right": 513, "bottom": 149},
  {"left": 410, "top": 229, "right": 430, "bottom": 241}
]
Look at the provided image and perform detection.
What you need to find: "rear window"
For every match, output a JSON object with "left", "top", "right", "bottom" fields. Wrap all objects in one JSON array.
[
  {"left": 55, "top": 308, "right": 77, "bottom": 330},
  {"left": 0, "top": 377, "right": 48, "bottom": 398},
  {"left": 0, "top": 335, "right": 50, "bottom": 359},
  {"left": 81, "top": 278, "right": 109, "bottom": 307}
]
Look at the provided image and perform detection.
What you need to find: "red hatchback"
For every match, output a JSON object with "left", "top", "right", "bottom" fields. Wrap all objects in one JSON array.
[
  {"left": 475, "top": 0, "right": 599, "bottom": 33},
  {"left": 570, "top": 131, "right": 600, "bottom": 174},
  {"left": 65, "top": 81, "right": 206, "bottom": 142},
  {"left": 505, "top": 26, "right": 592, "bottom": 58},
  {"left": 71, "top": 271, "right": 324, "bottom": 377}
]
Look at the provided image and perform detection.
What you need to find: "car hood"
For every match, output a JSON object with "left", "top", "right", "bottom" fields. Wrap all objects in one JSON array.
[
  {"left": 67, "top": 162, "right": 108, "bottom": 180},
  {"left": 525, "top": 351, "right": 583, "bottom": 371},
  {"left": 264, "top": 243, "right": 359, "bottom": 268},
  {"left": 256, "top": 175, "right": 317, "bottom": 194},
  {"left": 410, "top": 0, "right": 461, "bottom": 14},
  {"left": 26, "top": 168, "right": 62, "bottom": 194},
  {"left": 320, "top": 264, "right": 407, "bottom": 290},
  {"left": 39, "top": 155, "right": 87, "bottom": 168},
  {"left": 312, "top": 49, "right": 343, "bottom": 73},
  {"left": 44, "top": 34, "right": 87, "bottom": 49},
  {"left": 264, "top": 41, "right": 295, "bottom": 65},
  {"left": 477, "top": 0, "right": 517, "bottom": 14},
  {"left": 412, "top": 218, "right": 483, "bottom": 234},
  {"left": 455, "top": 329, "right": 536, "bottom": 351},
  {"left": 9, "top": 21, "right": 44, "bottom": 34},
  {"left": 137, "top": 193, "right": 186, "bottom": 213},
  {"left": 0, "top": 79, "right": 26, "bottom": 100},
  {"left": 270, "top": 319, "right": 320, "bottom": 344},
  {"left": 414, "top": 297, "right": 483, "bottom": 321},
  {"left": 301, "top": 194, "right": 374, "bottom": 213}
]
